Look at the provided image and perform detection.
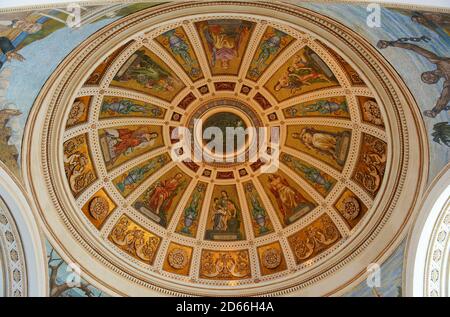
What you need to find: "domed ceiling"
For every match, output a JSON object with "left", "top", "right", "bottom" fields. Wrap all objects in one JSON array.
[{"left": 24, "top": 2, "right": 426, "bottom": 296}]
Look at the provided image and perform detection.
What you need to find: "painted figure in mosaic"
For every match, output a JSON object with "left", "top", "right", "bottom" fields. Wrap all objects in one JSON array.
[
  {"left": 201, "top": 20, "right": 251, "bottom": 70},
  {"left": 268, "top": 174, "right": 313, "bottom": 223},
  {"left": 378, "top": 39, "right": 449, "bottom": 118},
  {"left": 105, "top": 128, "right": 158, "bottom": 160},
  {"left": 160, "top": 29, "right": 200, "bottom": 78},
  {"left": 292, "top": 128, "right": 350, "bottom": 166},
  {"left": 249, "top": 29, "right": 288, "bottom": 78},
  {"left": 291, "top": 158, "right": 333, "bottom": 192},
  {"left": 274, "top": 50, "right": 332, "bottom": 92},
  {"left": 116, "top": 156, "right": 167, "bottom": 192},
  {"left": 147, "top": 173, "right": 185, "bottom": 216},
  {"left": 181, "top": 190, "right": 202, "bottom": 235},
  {"left": 101, "top": 99, "right": 162, "bottom": 117},
  {"left": 304, "top": 99, "right": 347, "bottom": 115},
  {"left": 212, "top": 191, "right": 239, "bottom": 232},
  {"left": 249, "top": 193, "right": 269, "bottom": 234},
  {"left": 114, "top": 49, "right": 179, "bottom": 92}
]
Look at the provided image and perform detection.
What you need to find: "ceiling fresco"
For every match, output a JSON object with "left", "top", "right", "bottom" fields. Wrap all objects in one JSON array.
[
  {"left": 59, "top": 17, "right": 388, "bottom": 285},
  {"left": 58, "top": 11, "right": 389, "bottom": 291},
  {"left": 21, "top": 1, "right": 430, "bottom": 296}
]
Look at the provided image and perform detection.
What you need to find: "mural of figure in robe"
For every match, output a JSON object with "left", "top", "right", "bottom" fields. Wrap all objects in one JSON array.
[
  {"left": 99, "top": 126, "right": 162, "bottom": 170},
  {"left": 134, "top": 169, "right": 189, "bottom": 228},
  {"left": 205, "top": 186, "right": 245, "bottom": 241},
  {"left": 247, "top": 27, "right": 294, "bottom": 80},
  {"left": 113, "top": 48, "right": 184, "bottom": 100},
  {"left": 378, "top": 39, "right": 449, "bottom": 119},
  {"left": 147, "top": 173, "right": 184, "bottom": 216},
  {"left": 212, "top": 191, "right": 238, "bottom": 232},
  {"left": 158, "top": 28, "right": 201, "bottom": 80},
  {"left": 196, "top": 19, "right": 254, "bottom": 75},
  {"left": 105, "top": 128, "right": 157, "bottom": 160},
  {"left": 267, "top": 174, "right": 315, "bottom": 226},
  {"left": 292, "top": 127, "right": 351, "bottom": 167},
  {"left": 274, "top": 49, "right": 333, "bottom": 92}
]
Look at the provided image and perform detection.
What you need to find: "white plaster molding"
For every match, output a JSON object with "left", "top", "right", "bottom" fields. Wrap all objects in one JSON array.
[
  {"left": 0, "top": 165, "right": 48, "bottom": 297},
  {"left": 405, "top": 165, "right": 450, "bottom": 297}
]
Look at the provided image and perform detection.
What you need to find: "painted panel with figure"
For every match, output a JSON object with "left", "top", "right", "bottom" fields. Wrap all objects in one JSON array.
[
  {"left": 112, "top": 153, "right": 171, "bottom": 197},
  {"left": 111, "top": 47, "right": 185, "bottom": 101},
  {"left": 283, "top": 96, "right": 349, "bottom": 119},
  {"left": 280, "top": 152, "right": 337, "bottom": 197},
  {"left": 287, "top": 214, "right": 341, "bottom": 264},
  {"left": 258, "top": 170, "right": 317, "bottom": 227},
  {"left": 108, "top": 215, "right": 161, "bottom": 265},
  {"left": 155, "top": 26, "right": 203, "bottom": 81},
  {"left": 100, "top": 96, "right": 166, "bottom": 119},
  {"left": 242, "top": 181, "right": 274, "bottom": 237},
  {"left": 98, "top": 125, "right": 163, "bottom": 171},
  {"left": 175, "top": 182, "right": 208, "bottom": 238},
  {"left": 264, "top": 46, "right": 339, "bottom": 102},
  {"left": 133, "top": 166, "right": 191, "bottom": 228},
  {"left": 246, "top": 26, "right": 295, "bottom": 81},
  {"left": 195, "top": 19, "right": 255, "bottom": 76},
  {"left": 204, "top": 184, "right": 246, "bottom": 241},
  {"left": 63, "top": 134, "right": 97, "bottom": 197},
  {"left": 285, "top": 125, "right": 351, "bottom": 171}
]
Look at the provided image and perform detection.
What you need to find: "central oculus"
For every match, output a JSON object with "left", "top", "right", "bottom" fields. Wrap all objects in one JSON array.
[
  {"left": 186, "top": 99, "right": 263, "bottom": 167},
  {"left": 202, "top": 111, "right": 248, "bottom": 153}
]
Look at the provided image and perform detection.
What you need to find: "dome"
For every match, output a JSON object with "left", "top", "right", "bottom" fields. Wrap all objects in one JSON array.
[{"left": 23, "top": 2, "right": 427, "bottom": 296}]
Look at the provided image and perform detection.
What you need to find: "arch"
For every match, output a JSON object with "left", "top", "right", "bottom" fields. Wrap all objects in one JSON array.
[
  {"left": 0, "top": 163, "right": 47, "bottom": 296},
  {"left": 405, "top": 165, "right": 450, "bottom": 297}
]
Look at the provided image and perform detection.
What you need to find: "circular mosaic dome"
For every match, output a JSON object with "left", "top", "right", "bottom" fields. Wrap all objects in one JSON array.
[{"left": 24, "top": 2, "right": 427, "bottom": 296}]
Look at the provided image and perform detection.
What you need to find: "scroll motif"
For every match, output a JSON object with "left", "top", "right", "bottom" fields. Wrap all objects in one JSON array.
[
  {"left": 200, "top": 250, "right": 251, "bottom": 280},
  {"left": 66, "top": 96, "right": 90, "bottom": 128},
  {"left": 352, "top": 134, "right": 387, "bottom": 197},
  {"left": 109, "top": 215, "right": 161, "bottom": 265},
  {"left": 155, "top": 27, "right": 203, "bottom": 81},
  {"left": 63, "top": 134, "right": 97, "bottom": 197},
  {"left": 288, "top": 214, "right": 341, "bottom": 264}
]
